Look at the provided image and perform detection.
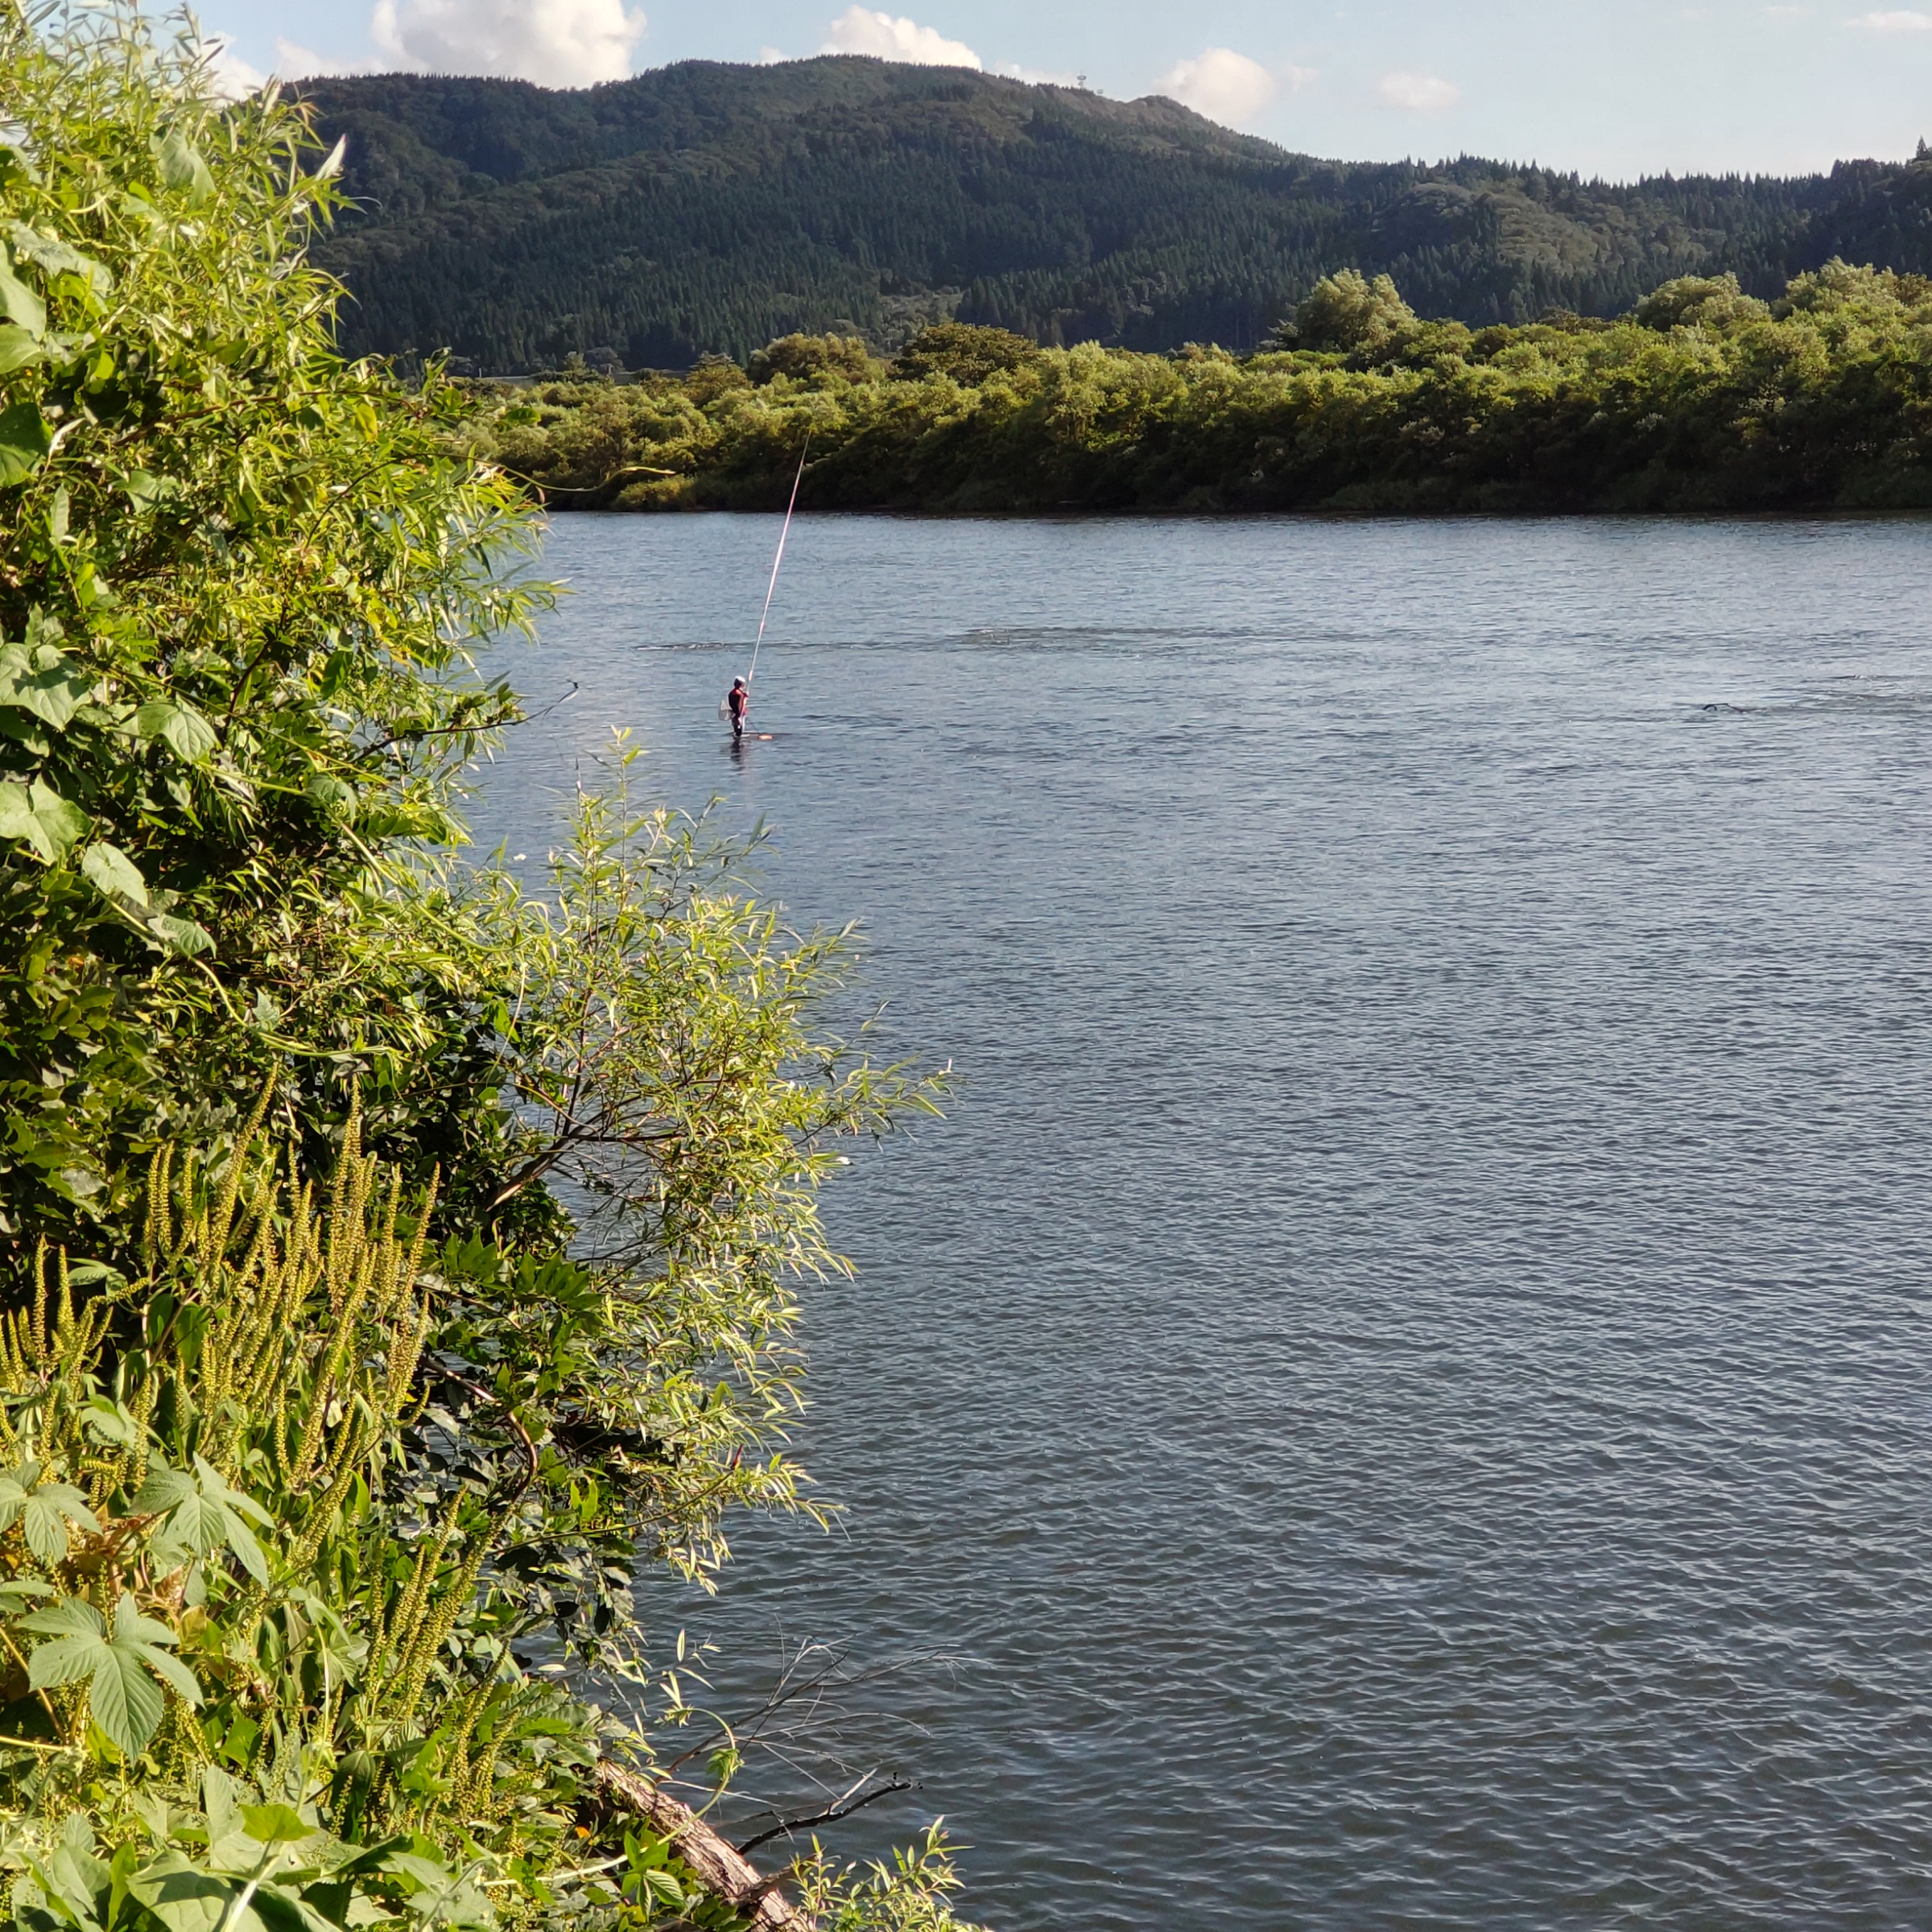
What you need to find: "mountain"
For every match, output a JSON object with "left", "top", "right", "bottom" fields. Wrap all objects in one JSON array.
[{"left": 295, "top": 58, "right": 1932, "bottom": 373}]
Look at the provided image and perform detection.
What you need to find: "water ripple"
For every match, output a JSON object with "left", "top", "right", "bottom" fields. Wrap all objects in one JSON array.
[{"left": 481, "top": 515, "right": 1932, "bottom": 1931}]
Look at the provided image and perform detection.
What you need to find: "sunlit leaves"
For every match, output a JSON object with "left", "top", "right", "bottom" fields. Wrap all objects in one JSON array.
[
  {"left": 133, "top": 700, "right": 218, "bottom": 763},
  {"left": 23, "top": 1593, "right": 200, "bottom": 1759},
  {"left": 0, "top": 649, "right": 93, "bottom": 737},
  {"left": 0, "top": 246, "right": 46, "bottom": 337},
  {"left": 79, "top": 840, "right": 147, "bottom": 906},
  {"left": 0, "top": 1460, "right": 99, "bottom": 1563},
  {"left": 153, "top": 130, "right": 213, "bottom": 208},
  {"left": 0, "top": 778, "right": 87, "bottom": 861},
  {"left": 134, "top": 1457, "right": 273, "bottom": 1585},
  {"left": 0, "top": 2, "right": 552, "bottom": 1242}
]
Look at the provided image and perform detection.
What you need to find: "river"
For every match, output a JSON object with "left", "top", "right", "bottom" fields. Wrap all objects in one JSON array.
[{"left": 478, "top": 514, "right": 1932, "bottom": 1931}]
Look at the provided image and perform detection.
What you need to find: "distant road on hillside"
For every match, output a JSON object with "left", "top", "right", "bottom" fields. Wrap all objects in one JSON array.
[{"left": 298, "top": 57, "right": 1932, "bottom": 372}]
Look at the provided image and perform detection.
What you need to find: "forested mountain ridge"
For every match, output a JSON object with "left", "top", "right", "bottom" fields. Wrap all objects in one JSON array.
[{"left": 296, "top": 56, "right": 1932, "bottom": 371}]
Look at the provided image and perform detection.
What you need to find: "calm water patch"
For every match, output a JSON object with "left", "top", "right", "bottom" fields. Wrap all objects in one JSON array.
[{"left": 478, "top": 515, "right": 1932, "bottom": 1931}]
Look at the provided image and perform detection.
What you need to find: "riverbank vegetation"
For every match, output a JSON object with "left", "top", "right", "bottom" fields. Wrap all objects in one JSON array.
[
  {"left": 0, "top": 12, "right": 965, "bottom": 1930},
  {"left": 456, "top": 267, "right": 1932, "bottom": 514}
]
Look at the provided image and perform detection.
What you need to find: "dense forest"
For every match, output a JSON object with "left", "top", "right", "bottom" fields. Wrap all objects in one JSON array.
[
  {"left": 299, "top": 57, "right": 1932, "bottom": 372},
  {"left": 451, "top": 266, "right": 1932, "bottom": 513}
]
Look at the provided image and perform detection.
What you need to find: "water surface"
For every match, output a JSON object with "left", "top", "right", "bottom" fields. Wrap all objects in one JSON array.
[{"left": 481, "top": 515, "right": 1932, "bottom": 1931}]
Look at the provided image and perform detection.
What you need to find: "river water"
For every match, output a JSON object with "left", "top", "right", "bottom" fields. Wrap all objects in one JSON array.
[{"left": 481, "top": 514, "right": 1932, "bottom": 1931}]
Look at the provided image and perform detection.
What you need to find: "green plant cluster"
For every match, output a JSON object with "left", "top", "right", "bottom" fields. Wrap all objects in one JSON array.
[
  {"left": 0, "top": 11, "right": 973, "bottom": 1931},
  {"left": 295, "top": 58, "right": 1932, "bottom": 371},
  {"left": 456, "top": 266, "right": 1932, "bottom": 513}
]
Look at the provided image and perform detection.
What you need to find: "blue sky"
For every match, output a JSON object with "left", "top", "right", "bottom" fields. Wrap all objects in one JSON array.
[{"left": 204, "top": 0, "right": 1932, "bottom": 180}]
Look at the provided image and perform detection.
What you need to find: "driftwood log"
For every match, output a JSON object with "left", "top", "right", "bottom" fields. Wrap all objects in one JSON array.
[{"left": 592, "top": 1759, "right": 807, "bottom": 1929}]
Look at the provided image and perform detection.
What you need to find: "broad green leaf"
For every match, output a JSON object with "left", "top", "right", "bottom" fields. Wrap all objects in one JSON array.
[
  {"left": 31, "top": 780, "right": 87, "bottom": 858},
  {"left": 80, "top": 841, "right": 148, "bottom": 908},
  {"left": 238, "top": 1807, "right": 313, "bottom": 1847},
  {"left": 0, "top": 774, "right": 91, "bottom": 864},
  {"left": 24, "top": 1593, "right": 200, "bottom": 1760},
  {"left": 0, "top": 1460, "right": 99, "bottom": 1562},
  {"left": 4, "top": 224, "right": 112, "bottom": 299},
  {"left": 46, "top": 1815, "right": 108, "bottom": 1925},
  {"left": 147, "top": 912, "right": 216, "bottom": 958},
  {"left": 0, "top": 398, "right": 49, "bottom": 486},
  {"left": 123, "top": 470, "right": 183, "bottom": 510},
  {"left": 155, "top": 131, "right": 214, "bottom": 208},
  {"left": 0, "top": 780, "right": 35, "bottom": 849},
  {"left": 304, "top": 774, "right": 356, "bottom": 824},
  {"left": 0, "top": 639, "right": 91, "bottom": 729},
  {"left": 136, "top": 700, "right": 219, "bottom": 763},
  {"left": 382, "top": 1854, "right": 493, "bottom": 1930},
  {"left": 126, "top": 1853, "right": 237, "bottom": 1932},
  {"left": 0, "top": 248, "right": 44, "bottom": 337},
  {"left": 0, "top": 324, "right": 42, "bottom": 373},
  {"left": 80, "top": 1394, "right": 147, "bottom": 1449},
  {"left": 137, "top": 1459, "right": 270, "bottom": 1584}
]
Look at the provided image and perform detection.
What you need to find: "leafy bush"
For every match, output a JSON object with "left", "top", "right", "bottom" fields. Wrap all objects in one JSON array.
[
  {"left": 0, "top": 12, "right": 976, "bottom": 1930},
  {"left": 0, "top": 2, "right": 545, "bottom": 1254}
]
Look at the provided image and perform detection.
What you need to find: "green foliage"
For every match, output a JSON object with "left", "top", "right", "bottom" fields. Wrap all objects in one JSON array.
[
  {"left": 793, "top": 1826, "right": 986, "bottom": 1932},
  {"left": 1281, "top": 269, "right": 1416, "bottom": 353},
  {"left": 890, "top": 326, "right": 1037, "bottom": 387},
  {"left": 0, "top": 16, "right": 967, "bottom": 1930},
  {"left": 0, "top": 2, "right": 551, "bottom": 1257},
  {"left": 748, "top": 336, "right": 877, "bottom": 388},
  {"left": 295, "top": 59, "right": 1932, "bottom": 370},
  {"left": 1633, "top": 273, "right": 1770, "bottom": 332},
  {"left": 462, "top": 258, "right": 1932, "bottom": 513}
]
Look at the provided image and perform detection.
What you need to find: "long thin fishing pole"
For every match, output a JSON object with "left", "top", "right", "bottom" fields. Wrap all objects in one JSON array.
[{"left": 746, "top": 433, "right": 811, "bottom": 690}]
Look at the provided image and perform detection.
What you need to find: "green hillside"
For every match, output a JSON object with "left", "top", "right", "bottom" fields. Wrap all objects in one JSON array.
[{"left": 296, "top": 57, "right": 1932, "bottom": 372}]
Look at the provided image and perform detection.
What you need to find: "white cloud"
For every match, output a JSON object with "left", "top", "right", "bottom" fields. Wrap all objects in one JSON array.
[
  {"left": 1154, "top": 47, "right": 1281, "bottom": 127},
  {"left": 757, "top": 44, "right": 790, "bottom": 63},
  {"left": 820, "top": 7, "right": 981, "bottom": 67},
  {"left": 371, "top": 0, "right": 646, "bottom": 86},
  {"left": 1851, "top": 7, "right": 1932, "bottom": 24},
  {"left": 272, "top": 37, "right": 386, "bottom": 76},
  {"left": 1377, "top": 70, "right": 1459, "bottom": 109},
  {"left": 197, "top": 35, "right": 267, "bottom": 97}
]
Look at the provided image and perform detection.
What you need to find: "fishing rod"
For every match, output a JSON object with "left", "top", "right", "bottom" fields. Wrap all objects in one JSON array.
[{"left": 745, "top": 432, "right": 811, "bottom": 693}]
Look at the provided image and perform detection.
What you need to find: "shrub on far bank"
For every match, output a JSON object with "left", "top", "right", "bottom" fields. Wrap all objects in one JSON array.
[{"left": 456, "top": 262, "right": 1932, "bottom": 514}]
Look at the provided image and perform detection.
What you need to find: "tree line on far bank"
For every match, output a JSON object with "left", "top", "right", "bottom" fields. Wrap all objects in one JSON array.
[{"left": 454, "top": 263, "right": 1932, "bottom": 514}]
